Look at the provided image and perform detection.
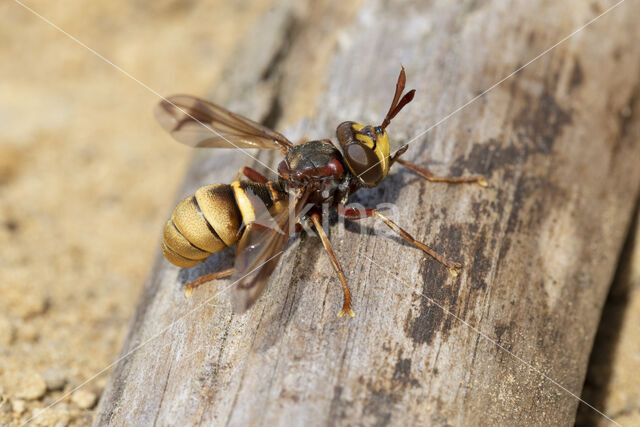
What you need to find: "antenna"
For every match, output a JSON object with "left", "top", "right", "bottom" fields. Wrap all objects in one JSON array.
[{"left": 381, "top": 66, "right": 416, "bottom": 130}]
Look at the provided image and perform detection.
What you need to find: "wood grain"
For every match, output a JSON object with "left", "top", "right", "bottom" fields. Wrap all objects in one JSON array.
[{"left": 95, "top": 1, "right": 640, "bottom": 425}]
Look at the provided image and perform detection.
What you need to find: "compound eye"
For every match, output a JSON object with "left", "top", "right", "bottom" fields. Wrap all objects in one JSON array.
[
  {"left": 346, "top": 143, "right": 368, "bottom": 167},
  {"left": 345, "top": 143, "right": 383, "bottom": 185}
]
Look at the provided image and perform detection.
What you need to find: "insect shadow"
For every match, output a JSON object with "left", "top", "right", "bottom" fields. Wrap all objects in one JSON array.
[
  {"left": 330, "top": 166, "right": 427, "bottom": 249},
  {"left": 175, "top": 166, "right": 425, "bottom": 291},
  {"left": 176, "top": 250, "right": 234, "bottom": 293},
  {"left": 253, "top": 163, "right": 443, "bottom": 349}
]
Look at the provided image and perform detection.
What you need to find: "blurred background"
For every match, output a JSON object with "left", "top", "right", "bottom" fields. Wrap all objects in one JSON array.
[
  {"left": 0, "top": 1, "right": 637, "bottom": 426},
  {"left": 0, "top": 1, "right": 278, "bottom": 425}
]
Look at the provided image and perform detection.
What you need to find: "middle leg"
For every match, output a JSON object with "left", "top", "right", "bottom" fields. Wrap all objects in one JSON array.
[{"left": 310, "top": 213, "right": 355, "bottom": 318}]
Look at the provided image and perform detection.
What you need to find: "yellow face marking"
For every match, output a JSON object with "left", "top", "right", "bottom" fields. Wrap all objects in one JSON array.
[
  {"left": 355, "top": 134, "right": 375, "bottom": 148},
  {"left": 353, "top": 124, "right": 376, "bottom": 149},
  {"left": 376, "top": 130, "right": 390, "bottom": 181},
  {"left": 348, "top": 122, "right": 391, "bottom": 186}
]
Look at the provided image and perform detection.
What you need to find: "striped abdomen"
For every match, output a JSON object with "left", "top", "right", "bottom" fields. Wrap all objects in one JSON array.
[{"left": 162, "top": 181, "right": 282, "bottom": 268}]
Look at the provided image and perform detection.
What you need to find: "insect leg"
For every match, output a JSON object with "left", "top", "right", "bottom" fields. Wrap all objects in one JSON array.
[
  {"left": 183, "top": 268, "right": 234, "bottom": 297},
  {"left": 395, "top": 158, "right": 487, "bottom": 186},
  {"left": 337, "top": 206, "right": 462, "bottom": 276},
  {"left": 389, "top": 145, "right": 409, "bottom": 165},
  {"left": 241, "top": 166, "right": 269, "bottom": 183},
  {"left": 310, "top": 213, "right": 355, "bottom": 318}
]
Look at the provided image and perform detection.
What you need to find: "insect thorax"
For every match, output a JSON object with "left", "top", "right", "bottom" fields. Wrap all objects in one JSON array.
[
  {"left": 279, "top": 140, "right": 352, "bottom": 205},
  {"left": 284, "top": 140, "right": 341, "bottom": 172}
]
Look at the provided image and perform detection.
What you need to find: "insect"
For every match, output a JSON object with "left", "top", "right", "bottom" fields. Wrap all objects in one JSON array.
[{"left": 155, "top": 67, "right": 486, "bottom": 317}]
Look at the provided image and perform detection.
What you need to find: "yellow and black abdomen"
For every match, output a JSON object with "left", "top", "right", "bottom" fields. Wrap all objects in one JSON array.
[{"left": 162, "top": 181, "right": 279, "bottom": 268}]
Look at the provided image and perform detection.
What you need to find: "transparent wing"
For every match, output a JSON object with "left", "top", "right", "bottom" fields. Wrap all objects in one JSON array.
[
  {"left": 230, "top": 188, "right": 308, "bottom": 313},
  {"left": 154, "top": 95, "right": 293, "bottom": 150}
]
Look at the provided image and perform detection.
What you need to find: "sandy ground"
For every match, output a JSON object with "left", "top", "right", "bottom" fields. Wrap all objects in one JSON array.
[
  {"left": 0, "top": 1, "right": 269, "bottom": 425},
  {"left": 0, "top": 1, "right": 637, "bottom": 426}
]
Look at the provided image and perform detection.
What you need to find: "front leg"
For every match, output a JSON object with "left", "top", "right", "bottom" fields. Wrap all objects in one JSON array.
[
  {"left": 390, "top": 145, "right": 487, "bottom": 186},
  {"left": 337, "top": 205, "right": 462, "bottom": 276},
  {"left": 396, "top": 158, "right": 487, "bottom": 186}
]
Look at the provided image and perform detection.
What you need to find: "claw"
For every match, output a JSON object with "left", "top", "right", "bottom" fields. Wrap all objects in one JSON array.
[
  {"left": 449, "top": 263, "right": 462, "bottom": 277},
  {"left": 337, "top": 308, "right": 355, "bottom": 318}
]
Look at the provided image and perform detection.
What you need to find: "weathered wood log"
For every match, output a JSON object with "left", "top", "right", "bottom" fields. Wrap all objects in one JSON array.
[{"left": 95, "top": 1, "right": 640, "bottom": 425}]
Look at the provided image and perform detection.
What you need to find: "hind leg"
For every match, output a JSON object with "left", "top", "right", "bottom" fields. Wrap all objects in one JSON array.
[
  {"left": 240, "top": 166, "right": 269, "bottom": 183},
  {"left": 184, "top": 268, "right": 234, "bottom": 297}
]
